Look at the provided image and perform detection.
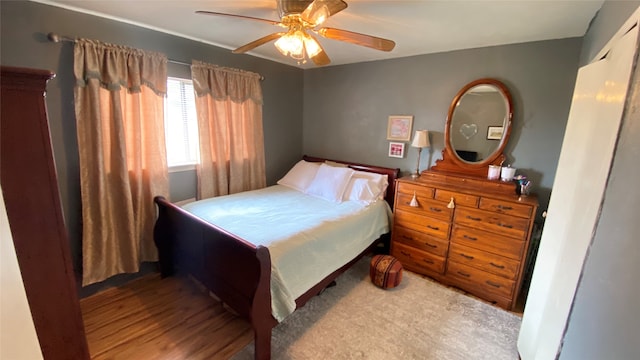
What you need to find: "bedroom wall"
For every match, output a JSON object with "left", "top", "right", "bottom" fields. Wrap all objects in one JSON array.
[
  {"left": 0, "top": 1, "right": 303, "bottom": 283},
  {"left": 579, "top": 0, "right": 640, "bottom": 65},
  {"left": 302, "top": 38, "right": 583, "bottom": 217}
]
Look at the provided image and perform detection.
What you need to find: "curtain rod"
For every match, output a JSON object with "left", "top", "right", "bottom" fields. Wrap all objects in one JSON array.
[{"left": 47, "top": 32, "right": 265, "bottom": 81}]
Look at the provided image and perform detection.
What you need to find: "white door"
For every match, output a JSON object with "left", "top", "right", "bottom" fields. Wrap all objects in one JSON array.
[{"left": 517, "top": 25, "right": 638, "bottom": 360}]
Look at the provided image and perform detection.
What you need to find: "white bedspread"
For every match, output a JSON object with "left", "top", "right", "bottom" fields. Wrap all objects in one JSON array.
[{"left": 182, "top": 185, "right": 392, "bottom": 321}]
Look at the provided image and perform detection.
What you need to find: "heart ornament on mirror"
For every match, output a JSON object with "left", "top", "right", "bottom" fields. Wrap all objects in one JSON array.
[{"left": 459, "top": 123, "right": 478, "bottom": 139}]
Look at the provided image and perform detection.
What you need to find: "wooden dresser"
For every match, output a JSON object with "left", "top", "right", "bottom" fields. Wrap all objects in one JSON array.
[{"left": 390, "top": 171, "right": 538, "bottom": 310}]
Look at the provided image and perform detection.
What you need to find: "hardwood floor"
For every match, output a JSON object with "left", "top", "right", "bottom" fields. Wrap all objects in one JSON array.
[
  {"left": 80, "top": 273, "right": 253, "bottom": 359},
  {"left": 80, "top": 268, "right": 525, "bottom": 359}
]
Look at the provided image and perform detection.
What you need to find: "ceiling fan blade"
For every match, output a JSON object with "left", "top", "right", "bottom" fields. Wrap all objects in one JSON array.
[
  {"left": 301, "top": 0, "right": 348, "bottom": 25},
  {"left": 311, "top": 48, "right": 330, "bottom": 66},
  {"left": 318, "top": 27, "right": 396, "bottom": 52},
  {"left": 196, "top": 10, "right": 280, "bottom": 26},
  {"left": 233, "top": 32, "right": 285, "bottom": 54}
]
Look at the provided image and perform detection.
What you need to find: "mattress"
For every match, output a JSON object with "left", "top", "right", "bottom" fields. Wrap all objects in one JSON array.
[{"left": 182, "top": 184, "right": 392, "bottom": 321}]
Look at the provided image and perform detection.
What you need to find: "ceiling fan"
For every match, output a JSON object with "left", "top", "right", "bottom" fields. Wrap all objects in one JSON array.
[{"left": 196, "top": 0, "right": 396, "bottom": 66}]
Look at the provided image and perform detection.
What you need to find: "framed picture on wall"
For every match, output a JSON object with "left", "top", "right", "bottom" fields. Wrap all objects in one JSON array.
[
  {"left": 388, "top": 142, "right": 405, "bottom": 158},
  {"left": 387, "top": 115, "right": 414, "bottom": 141},
  {"left": 487, "top": 126, "right": 504, "bottom": 140}
]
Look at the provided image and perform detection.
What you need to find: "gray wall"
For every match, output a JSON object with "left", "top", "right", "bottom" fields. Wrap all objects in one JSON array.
[
  {"left": 561, "top": 2, "right": 640, "bottom": 359},
  {"left": 303, "top": 38, "right": 583, "bottom": 218},
  {"left": 0, "top": 1, "right": 303, "bottom": 279},
  {"left": 579, "top": 0, "right": 640, "bottom": 65}
]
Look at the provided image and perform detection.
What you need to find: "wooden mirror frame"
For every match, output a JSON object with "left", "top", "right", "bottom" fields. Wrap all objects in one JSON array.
[{"left": 430, "top": 78, "right": 513, "bottom": 178}]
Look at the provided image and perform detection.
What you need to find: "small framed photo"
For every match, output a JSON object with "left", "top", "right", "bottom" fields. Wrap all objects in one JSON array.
[
  {"left": 387, "top": 115, "right": 414, "bottom": 141},
  {"left": 388, "top": 142, "right": 405, "bottom": 158},
  {"left": 487, "top": 126, "right": 504, "bottom": 140}
]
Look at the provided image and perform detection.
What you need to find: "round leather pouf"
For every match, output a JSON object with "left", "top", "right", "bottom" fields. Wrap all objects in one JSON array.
[{"left": 369, "top": 255, "right": 403, "bottom": 289}]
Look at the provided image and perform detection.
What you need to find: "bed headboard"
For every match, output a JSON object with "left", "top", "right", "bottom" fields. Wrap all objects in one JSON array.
[{"left": 302, "top": 155, "right": 401, "bottom": 208}]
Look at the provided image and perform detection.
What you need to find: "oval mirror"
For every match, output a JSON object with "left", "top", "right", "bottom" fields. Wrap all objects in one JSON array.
[{"left": 448, "top": 79, "right": 512, "bottom": 165}]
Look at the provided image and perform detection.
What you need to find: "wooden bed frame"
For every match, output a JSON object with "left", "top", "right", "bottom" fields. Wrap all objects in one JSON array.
[{"left": 153, "top": 155, "right": 399, "bottom": 360}]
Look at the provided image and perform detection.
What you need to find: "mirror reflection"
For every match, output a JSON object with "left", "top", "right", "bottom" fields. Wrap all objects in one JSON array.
[{"left": 450, "top": 84, "right": 509, "bottom": 162}]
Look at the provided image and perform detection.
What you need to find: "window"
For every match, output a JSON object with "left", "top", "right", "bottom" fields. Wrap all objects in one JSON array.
[{"left": 164, "top": 77, "right": 199, "bottom": 170}]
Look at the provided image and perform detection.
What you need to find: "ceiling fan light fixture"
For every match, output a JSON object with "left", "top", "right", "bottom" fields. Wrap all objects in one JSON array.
[
  {"left": 303, "top": 33, "right": 322, "bottom": 58},
  {"left": 197, "top": 0, "right": 392, "bottom": 66},
  {"left": 274, "top": 30, "right": 305, "bottom": 59}
]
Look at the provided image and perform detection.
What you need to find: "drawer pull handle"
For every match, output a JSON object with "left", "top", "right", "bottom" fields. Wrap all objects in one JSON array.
[
  {"left": 400, "top": 250, "right": 412, "bottom": 257},
  {"left": 460, "top": 253, "right": 474, "bottom": 260},
  {"left": 409, "top": 191, "right": 419, "bottom": 207},
  {"left": 423, "top": 259, "right": 434, "bottom": 265},
  {"left": 424, "top": 242, "right": 437, "bottom": 248},
  {"left": 457, "top": 271, "right": 471, "bottom": 278},
  {"left": 401, "top": 235, "right": 414, "bottom": 241},
  {"left": 429, "top": 207, "right": 442, "bottom": 212},
  {"left": 497, "top": 205, "right": 513, "bottom": 210},
  {"left": 426, "top": 225, "right": 440, "bottom": 231},
  {"left": 466, "top": 215, "right": 482, "bottom": 221},
  {"left": 463, "top": 235, "right": 478, "bottom": 241},
  {"left": 498, "top": 223, "right": 514, "bottom": 229},
  {"left": 486, "top": 281, "right": 501, "bottom": 288},
  {"left": 489, "top": 262, "right": 505, "bottom": 269}
]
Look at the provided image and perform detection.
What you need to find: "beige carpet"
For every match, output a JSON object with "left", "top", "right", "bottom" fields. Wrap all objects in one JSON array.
[{"left": 232, "top": 256, "right": 521, "bottom": 360}]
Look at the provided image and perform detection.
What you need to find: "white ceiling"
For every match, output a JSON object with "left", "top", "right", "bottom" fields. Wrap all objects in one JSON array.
[{"left": 35, "top": 0, "right": 604, "bottom": 69}]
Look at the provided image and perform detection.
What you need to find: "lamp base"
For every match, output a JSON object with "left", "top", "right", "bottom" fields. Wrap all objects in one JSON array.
[{"left": 413, "top": 148, "right": 423, "bottom": 180}]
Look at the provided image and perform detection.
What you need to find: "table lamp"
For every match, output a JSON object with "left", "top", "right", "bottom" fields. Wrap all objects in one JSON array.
[{"left": 411, "top": 130, "right": 430, "bottom": 179}]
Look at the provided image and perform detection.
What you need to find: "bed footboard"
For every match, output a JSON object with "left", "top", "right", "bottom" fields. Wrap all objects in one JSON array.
[{"left": 153, "top": 196, "right": 276, "bottom": 358}]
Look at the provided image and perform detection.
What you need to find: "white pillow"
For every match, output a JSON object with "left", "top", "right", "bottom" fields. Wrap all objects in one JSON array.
[
  {"left": 276, "top": 160, "right": 321, "bottom": 192},
  {"left": 343, "top": 178, "right": 380, "bottom": 205},
  {"left": 305, "top": 164, "right": 355, "bottom": 202},
  {"left": 349, "top": 170, "right": 389, "bottom": 200}
]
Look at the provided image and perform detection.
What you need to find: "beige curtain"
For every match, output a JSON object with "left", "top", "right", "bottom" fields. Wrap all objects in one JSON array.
[
  {"left": 191, "top": 60, "right": 266, "bottom": 198},
  {"left": 74, "top": 39, "right": 169, "bottom": 286}
]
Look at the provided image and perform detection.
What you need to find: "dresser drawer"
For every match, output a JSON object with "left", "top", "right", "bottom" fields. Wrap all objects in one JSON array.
[
  {"left": 479, "top": 197, "right": 532, "bottom": 218},
  {"left": 449, "top": 243, "right": 519, "bottom": 279},
  {"left": 434, "top": 189, "right": 479, "bottom": 208},
  {"left": 446, "top": 261, "right": 515, "bottom": 299},
  {"left": 396, "top": 193, "right": 452, "bottom": 221},
  {"left": 392, "top": 226, "right": 449, "bottom": 257},
  {"left": 454, "top": 207, "right": 529, "bottom": 239},
  {"left": 396, "top": 181, "right": 434, "bottom": 198},
  {"left": 395, "top": 209, "right": 450, "bottom": 239},
  {"left": 450, "top": 225, "right": 524, "bottom": 260},
  {"left": 392, "top": 242, "right": 445, "bottom": 275}
]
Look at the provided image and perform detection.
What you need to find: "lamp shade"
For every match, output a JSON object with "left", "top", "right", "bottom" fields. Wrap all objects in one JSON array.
[{"left": 411, "top": 130, "right": 430, "bottom": 148}]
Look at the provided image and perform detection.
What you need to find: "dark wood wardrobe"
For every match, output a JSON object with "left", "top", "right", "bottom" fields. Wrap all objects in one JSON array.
[{"left": 1, "top": 66, "right": 90, "bottom": 359}]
